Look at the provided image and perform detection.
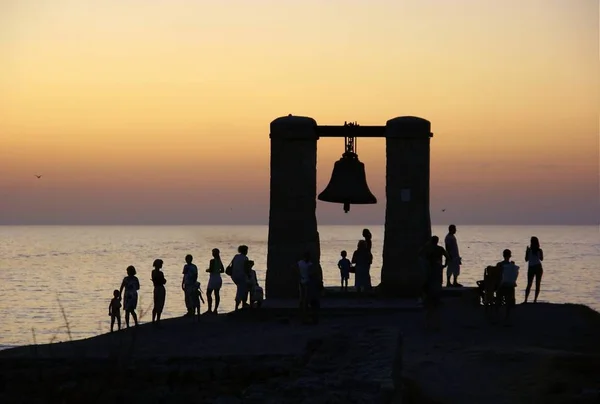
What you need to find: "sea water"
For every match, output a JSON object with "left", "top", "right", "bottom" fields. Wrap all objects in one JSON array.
[{"left": 0, "top": 225, "right": 598, "bottom": 348}]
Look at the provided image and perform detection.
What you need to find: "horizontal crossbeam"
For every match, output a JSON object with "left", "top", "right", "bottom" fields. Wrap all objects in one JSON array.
[{"left": 316, "top": 125, "right": 386, "bottom": 138}]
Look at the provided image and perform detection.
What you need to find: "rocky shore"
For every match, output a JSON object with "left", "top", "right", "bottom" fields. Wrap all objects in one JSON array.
[{"left": 1, "top": 292, "right": 600, "bottom": 404}]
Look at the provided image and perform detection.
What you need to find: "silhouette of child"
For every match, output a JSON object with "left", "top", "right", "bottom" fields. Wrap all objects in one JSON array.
[
  {"left": 120, "top": 265, "right": 140, "bottom": 328},
  {"left": 338, "top": 250, "right": 351, "bottom": 291},
  {"left": 108, "top": 289, "right": 122, "bottom": 332},
  {"left": 249, "top": 266, "right": 264, "bottom": 308},
  {"left": 192, "top": 281, "right": 205, "bottom": 321}
]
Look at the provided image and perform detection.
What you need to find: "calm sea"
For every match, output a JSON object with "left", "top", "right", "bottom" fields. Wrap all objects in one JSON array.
[{"left": 0, "top": 225, "right": 598, "bottom": 348}]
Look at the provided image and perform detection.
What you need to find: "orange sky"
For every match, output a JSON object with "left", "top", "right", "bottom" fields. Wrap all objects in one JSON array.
[{"left": 1, "top": 0, "right": 598, "bottom": 225}]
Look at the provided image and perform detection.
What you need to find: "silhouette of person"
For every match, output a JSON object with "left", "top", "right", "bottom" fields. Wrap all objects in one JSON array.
[
  {"left": 206, "top": 248, "right": 224, "bottom": 314},
  {"left": 444, "top": 224, "right": 462, "bottom": 287},
  {"left": 230, "top": 245, "right": 250, "bottom": 310},
  {"left": 249, "top": 265, "right": 264, "bottom": 308},
  {"left": 497, "top": 249, "right": 519, "bottom": 321},
  {"left": 362, "top": 229, "right": 372, "bottom": 251},
  {"left": 295, "top": 251, "right": 321, "bottom": 323},
  {"left": 108, "top": 289, "right": 121, "bottom": 332},
  {"left": 524, "top": 236, "right": 544, "bottom": 303},
  {"left": 182, "top": 254, "right": 198, "bottom": 316},
  {"left": 419, "top": 236, "right": 450, "bottom": 330},
  {"left": 338, "top": 250, "right": 351, "bottom": 291},
  {"left": 151, "top": 259, "right": 167, "bottom": 325},
  {"left": 352, "top": 240, "right": 372, "bottom": 293},
  {"left": 296, "top": 251, "right": 312, "bottom": 313},
  {"left": 120, "top": 265, "right": 140, "bottom": 327},
  {"left": 362, "top": 229, "right": 373, "bottom": 289}
]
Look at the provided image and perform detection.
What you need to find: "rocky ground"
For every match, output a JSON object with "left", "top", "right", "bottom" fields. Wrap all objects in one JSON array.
[{"left": 1, "top": 297, "right": 599, "bottom": 404}]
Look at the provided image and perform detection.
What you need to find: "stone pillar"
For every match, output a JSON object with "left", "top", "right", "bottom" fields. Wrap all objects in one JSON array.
[
  {"left": 266, "top": 115, "right": 320, "bottom": 299},
  {"left": 381, "top": 116, "right": 433, "bottom": 296}
]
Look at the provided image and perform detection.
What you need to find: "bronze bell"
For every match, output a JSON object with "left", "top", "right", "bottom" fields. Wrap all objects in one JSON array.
[{"left": 318, "top": 151, "right": 377, "bottom": 213}]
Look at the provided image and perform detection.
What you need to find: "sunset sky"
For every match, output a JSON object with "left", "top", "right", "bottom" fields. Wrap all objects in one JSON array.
[{"left": 1, "top": 0, "right": 598, "bottom": 225}]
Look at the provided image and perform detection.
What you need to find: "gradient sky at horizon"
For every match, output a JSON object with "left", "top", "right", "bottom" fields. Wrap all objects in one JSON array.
[{"left": 1, "top": 0, "right": 598, "bottom": 225}]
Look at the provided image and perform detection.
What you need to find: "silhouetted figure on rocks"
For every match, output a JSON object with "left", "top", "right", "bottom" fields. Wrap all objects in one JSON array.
[
  {"left": 338, "top": 250, "right": 351, "bottom": 291},
  {"left": 206, "top": 248, "right": 224, "bottom": 314},
  {"left": 352, "top": 240, "right": 372, "bottom": 293},
  {"left": 497, "top": 249, "right": 519, "bottom": 322},
  {"left": 120, "top": 265, "right": 140, "bottom": 328},
  {"left": 419, "top": 236, "right": 450, "bottom": 331},
  {"left": 182, "top": 254, "right": 198, "bottom": 316},
  {"left": 524, "top": 236, "right": 544, "bottom": 303},
  {"left": 444, "top": 224, "right": 462, "bottom": 287},
  {"left": 108, "top": 289, "right": 121, "bottom": 332},
  {"left": 151, "top": 259, "right": 167, "bottom": 325}
]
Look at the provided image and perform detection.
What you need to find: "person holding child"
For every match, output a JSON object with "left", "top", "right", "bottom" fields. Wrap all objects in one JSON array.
[
  {"left": 229, "top": 245, "right": 251, "bottom": 311},
  {"left": 119, "top": 265, "right": 140, "bottom": 328},
  {"left": 351, "top": 240, "right": 372, "bottom": 293},
  {"left": 108, "top": 290, "right": 122, "bottom": 332},
  {"left": 338, "top": 250, "right": 351, "bottom": 291}
]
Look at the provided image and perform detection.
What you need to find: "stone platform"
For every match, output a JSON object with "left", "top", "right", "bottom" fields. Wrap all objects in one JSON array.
[
  {"left": 320, "top": 285, "right": 479, "bottom": 299},
  {"left": 261, "top": 296, "right": 422, "bottom": 312},
  {"left": 249, "top": 286, "right": 481, "bottom": 322},
  {"left": 2, "top": 299, "right": 600, "bottom": 403}
]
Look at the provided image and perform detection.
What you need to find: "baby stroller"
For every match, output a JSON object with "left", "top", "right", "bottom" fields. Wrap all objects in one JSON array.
[{"left": 476, "top": 264, "right": 503, "bottom": 309}]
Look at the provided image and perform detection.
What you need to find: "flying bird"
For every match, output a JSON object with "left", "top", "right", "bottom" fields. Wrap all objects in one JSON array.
[
  {"left": 35, "top": 175, "right": 42, "bottom": 179},
  {"left": 441, "top": 209, "right": 446, "bottom": 212}
]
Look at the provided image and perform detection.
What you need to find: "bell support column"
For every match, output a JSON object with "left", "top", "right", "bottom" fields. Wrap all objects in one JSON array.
[
  {"left": 381, "top": 116, "right": 433, "bottom": 296},
  {"left": 266, "top": 115, "right": 321, "bottom": 299}
]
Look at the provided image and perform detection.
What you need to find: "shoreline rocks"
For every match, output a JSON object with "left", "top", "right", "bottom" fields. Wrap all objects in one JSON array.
[{"left": 1, "top": 300, "right": 599, "bottom": 403}]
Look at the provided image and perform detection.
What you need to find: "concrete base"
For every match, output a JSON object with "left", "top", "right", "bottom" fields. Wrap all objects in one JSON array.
[
  {"left": 261, "top": 297, "right": 423, "bottom": 311},
  {"left": 324, "top": 284, "right": 478, "bottom": 299},
  {"left": 256, "top": 286, "right": 480, "bottom": 318}
]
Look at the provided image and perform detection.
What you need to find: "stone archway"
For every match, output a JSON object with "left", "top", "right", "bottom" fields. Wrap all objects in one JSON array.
[{"left": 265, "top": 115, "right": 433, "bottom": 298}]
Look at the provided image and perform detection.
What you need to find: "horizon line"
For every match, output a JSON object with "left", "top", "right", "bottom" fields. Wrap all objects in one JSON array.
[{"left": 0, "top": 223, "right": 597, "bottom": 227}]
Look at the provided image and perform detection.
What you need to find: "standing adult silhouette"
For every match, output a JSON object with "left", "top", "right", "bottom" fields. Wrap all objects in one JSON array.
[
  {"left": 151, "top": 259, "right": 167, "bottom": 325},
  {"left": 524, "top": 236, "right": 544, "bottom": 303}
]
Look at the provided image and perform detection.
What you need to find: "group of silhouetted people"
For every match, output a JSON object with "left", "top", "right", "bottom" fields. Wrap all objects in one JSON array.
[
  {"left": 108, "top": 246, "right": 264, "bottom": 332},
  {"left": 337, "top": 229, "right": 374, "bottom": 292},
  {"left": 109, "top": 265, "right": 141, "bottom": 332},
  {"left": 107, "top": 226, "right": 547, "bottom": 332},
  {"left": 419, "top": 224, "right": 546, "bottom": 329}
]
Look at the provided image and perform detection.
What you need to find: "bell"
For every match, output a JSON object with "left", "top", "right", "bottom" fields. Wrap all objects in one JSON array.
[{"left": 318, "top": 151, "right": 377, "bottom": 213}]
